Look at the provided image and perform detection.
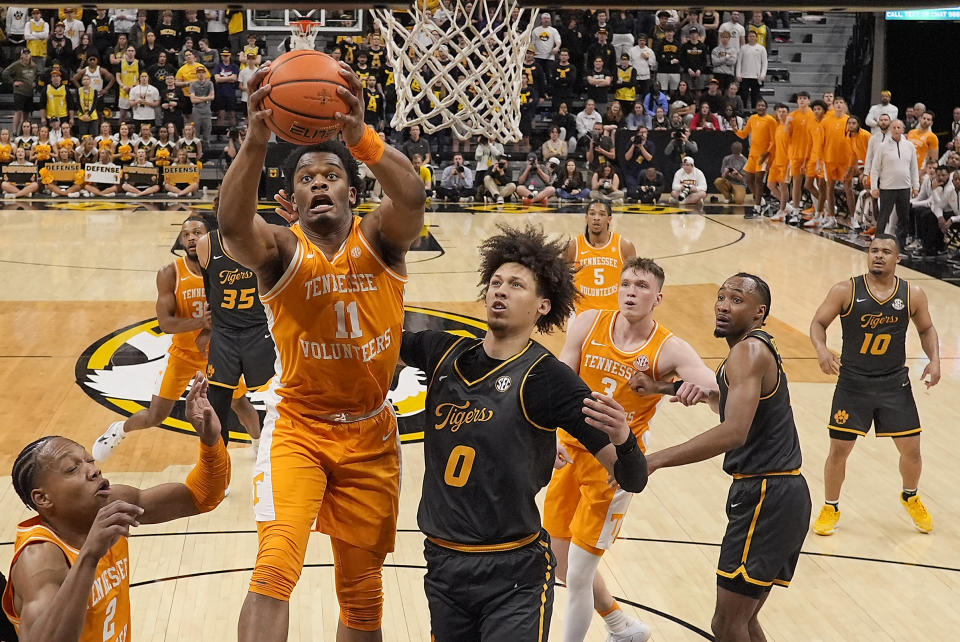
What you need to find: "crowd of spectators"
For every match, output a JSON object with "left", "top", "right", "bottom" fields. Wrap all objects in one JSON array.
[{"left": 2, "top": 5, "right": 960, "bottom": 262}]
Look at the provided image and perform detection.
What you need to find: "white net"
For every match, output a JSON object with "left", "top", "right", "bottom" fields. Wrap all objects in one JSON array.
[
  {"left": 289, "top": 21, "right": 323, "bottom": 51},
  {"left": 374, "top": 1, "right": 538, "bottom": 142}
]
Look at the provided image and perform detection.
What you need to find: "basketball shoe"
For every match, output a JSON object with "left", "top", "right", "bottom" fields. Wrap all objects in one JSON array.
[
  {"left": 812, "top": 504, "right": 840, "bottom": 535},
  {"left": 608, "top": 619, "right": 652, "bottom": 642},
  {"left": 900, "top": 495, "right": 933, "bottom": 533},
  {"left": 93, "top": 420, "right": 127, "bottom": 462}
]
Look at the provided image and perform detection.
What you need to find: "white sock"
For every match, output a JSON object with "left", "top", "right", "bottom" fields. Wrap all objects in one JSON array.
[
  {"left": 563, "top": 543, "right": 604, "bottom": 642},
  {"left": 602, "top": 604, "right": 629, "bottom": 633}
]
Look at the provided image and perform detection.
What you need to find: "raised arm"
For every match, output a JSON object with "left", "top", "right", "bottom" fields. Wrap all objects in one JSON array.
[
  {"left": 909, "top": 283, "right": 940, "bottom": 388},
  {"left": 558, "top": 309, "right": 599, "bottom": 370},
  {"left": 216, "top": 65, "right": 288, "bottom": 281},
  {"left": 110, "top": 373, "right": 229, "bottom": 523},
  {"left": 331, "top": 63, "right": 425, "bottom": 269},
  {"left": 155, "top": 263, "right": 210, "bottom": 334},
  {"left": 645, "top": 338, "right": 766, "bottom": 473},
  {"left": 809, "top": 280, "right": 851, "bottom": 375}
]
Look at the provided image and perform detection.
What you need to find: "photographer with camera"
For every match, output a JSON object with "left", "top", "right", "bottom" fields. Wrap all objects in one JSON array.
[
  {"left": 632, "top": 166, "right": 666, "bottom": 204},
  {"left": 671, "top": 156, "right": 708, "bottom": 209},
  {"left": 623, "top": 126, "right": 655, "bottom": 197},
  {"left": 483, "top": 154, "right": 517, "bottom": 204},
  {"left": 436, "top": 153, "right": 475, "bottom": 202},
  {"left": 516, "top": 153, "right": 558, "bottom": 205},
  {"left": 590, "top": 164, "right": 625, "bottom": 203},
  {"left": 585, "top": 122, "right": 617, "bottom": 173},
  {"left": 664, "top": 124, "right": 698, "bottom": 179}
]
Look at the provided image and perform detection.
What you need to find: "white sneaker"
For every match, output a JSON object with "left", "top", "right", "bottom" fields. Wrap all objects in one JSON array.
[
  {"left": 785, "top": 203, "right": 799, "bottom": 215},
  {"left": 821, "top": 217, "right": 839, "bottom": 229},
  {"left": 803, "top": 216, "right": 820, "bottom": 228},
  {"left": 770, "top": 210, "right": 786, "bottom": 222},
  {"left": 607, "top": 619, "right": 652, "bottom": 642},
  {"left": 496, "top": 195, "right": 505, "bottom": 204},
  {"left": 93, "top": 420, "right": 127, "bottom": 462},
  {"left": 67, "top": 191, "right": 80, "bottom": 198}
]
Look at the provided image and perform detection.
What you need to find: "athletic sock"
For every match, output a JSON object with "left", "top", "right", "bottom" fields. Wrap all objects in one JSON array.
[
  {"left": 826, "top": 500, "right": 839, "bottom": 511},
  {"left": 902, "top": 488, "right": 917, "bottom": 501},
  {"left": 600, "top": 602, "right": 628, "bottom": 633}
]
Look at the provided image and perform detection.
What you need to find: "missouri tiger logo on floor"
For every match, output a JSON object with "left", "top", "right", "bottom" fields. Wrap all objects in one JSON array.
[{"left": 75, "top": 306, "right": 487, "bottom": 444}]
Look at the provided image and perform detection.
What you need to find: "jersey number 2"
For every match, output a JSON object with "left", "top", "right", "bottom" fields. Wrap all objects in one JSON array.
[{"left": 103, "top": 596, "right": 117, "bottom": 640}]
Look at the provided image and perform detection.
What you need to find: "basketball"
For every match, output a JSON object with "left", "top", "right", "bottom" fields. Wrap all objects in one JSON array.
[{"left": 261, "top": 50, "right": 351, "bottom": 145}]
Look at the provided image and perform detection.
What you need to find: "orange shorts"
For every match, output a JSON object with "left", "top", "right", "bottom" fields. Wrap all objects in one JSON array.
[
  {"left": 789, "top": 158, "right": 806, "bottom": 176},
  {"left": 744, "top": 153, "right": 766, "bottom": 174},
  {"left": 250, "top": 403, "right": 400, "bottom": 602},
  {"left": 154, "top": 349, "right": 206, "bottom": 400},
  {"left": 805, "top": 159, "right": 823, "bottom": 179},
  {"left": 825, "top": 162, "right": 850, "bottom": 182},
  {"left": 543, "top": 438, "right": 635, "bottom": 555},
  {"left": 768, "top": 164, "right": 788, "bottom": 184}
]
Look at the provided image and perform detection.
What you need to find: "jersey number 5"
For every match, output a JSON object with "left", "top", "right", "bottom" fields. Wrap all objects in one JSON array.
[{"left": 593, "top": 267, "right": 605, "bottom": 286}]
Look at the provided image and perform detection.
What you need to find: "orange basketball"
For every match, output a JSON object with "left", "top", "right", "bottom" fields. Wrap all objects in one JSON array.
[{"left": 262, "top": 50, "right": 352, "bottom": 145}]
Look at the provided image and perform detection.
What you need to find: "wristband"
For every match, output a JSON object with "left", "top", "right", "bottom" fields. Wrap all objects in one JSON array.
[
  {"left": 348, "top": 124, "right": 385, "bottom": 164},
  {"left": 672, "top": 379, "right": 684, "bottom": 394}
]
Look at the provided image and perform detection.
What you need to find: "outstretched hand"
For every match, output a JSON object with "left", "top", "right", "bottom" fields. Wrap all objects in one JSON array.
[
  {"left": 582, "top": 392, "right": 630, "bottom": 446},
  {"left": 245, "top": 63, "right": 273, "bottom": 145},
  {"left": 335, "top": 62, "right": 366, "bottom": 146},
  {"left": 186, "top": 372, "right": 223, "bottom": 446}
]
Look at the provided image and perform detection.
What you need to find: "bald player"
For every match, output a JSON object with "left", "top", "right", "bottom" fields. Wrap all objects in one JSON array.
[{"left": 735, "top": 97, "right": 777, "bottom": 216}]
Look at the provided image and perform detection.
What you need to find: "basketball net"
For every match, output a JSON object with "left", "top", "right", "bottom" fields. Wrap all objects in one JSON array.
[
  {"left": 288, "top": 20, "right": 323, "bottom": 51},
  {"left": 374, "top": 1, "right": 538, "bottom": 142}
]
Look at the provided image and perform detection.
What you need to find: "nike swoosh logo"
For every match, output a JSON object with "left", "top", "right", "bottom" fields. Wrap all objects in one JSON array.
[
  {"left": 180, "top": 276, "right": 190, "bottom": 281},
  {"left": 264, "top": 334, "right": 270, "bottom": 339},
  {"left": 306, "top": 253, "right": 315, "bottom": 259},
  {"left": 902, "top": 381, "right": 909, "bottom": 387},
  {"left": 730, "top": 502, "right": 742, "bottom": 508},
  {"left": 213, "top": 255, "right": 223, "bottom": 259},
  {"left": 590, "top": 340, "right": 605, "bottom": 347},
  {"left": 382, "top": 426, "right": 396, "bottom": 441},
  {"left": 438, "top": 375, "right": 448, "bottom": 382},
  {"left": 856, "top": 298, "right": 867, "bottom": 303}
]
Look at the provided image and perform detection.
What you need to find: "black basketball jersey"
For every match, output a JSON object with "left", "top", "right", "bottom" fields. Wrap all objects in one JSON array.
[
  {"left": 201, "top": 230, "right": 267, "bottom": 332},
  {"left": 418, "top": 338, "right": 559, "bottom": 546},
  {"left": 718, "top": 330, "right": 802, "bottom": 476},
  {"left": 839, "top": 275, "right": 910, "bottom": 379}
]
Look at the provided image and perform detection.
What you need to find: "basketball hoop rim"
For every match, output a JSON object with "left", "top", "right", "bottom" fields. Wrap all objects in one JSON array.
[{"left": 289, "top": 20, "right": 323, "bottom": 33}]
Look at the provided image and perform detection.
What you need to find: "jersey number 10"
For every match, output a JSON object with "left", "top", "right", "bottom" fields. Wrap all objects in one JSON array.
[{"left": 859, "top": 332, "right": 891, "bottom": 356}]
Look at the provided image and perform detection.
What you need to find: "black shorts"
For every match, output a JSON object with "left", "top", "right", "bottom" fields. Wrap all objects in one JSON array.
[
  {"left": 717, "top": 475, "right": 811, "bottom": 599},
  {"left": 205, "top": 324, "right": 275, "bottom": 391},
  {"left": 828, "top": 369, "right": 921, "bottom": 440},
  {"left": 424, "top": 530, "right": 556, "bottom": 642},
  {"left": 13, "top": 93, "right": 33, "bottom": 113}
]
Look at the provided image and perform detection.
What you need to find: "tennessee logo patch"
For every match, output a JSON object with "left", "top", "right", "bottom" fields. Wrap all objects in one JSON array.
[
  {"left": 833, "top": 409, "right": 850, "bottom": 425},
  {"left": 75, "top": 306, "right": 487, "bottom": 444}
]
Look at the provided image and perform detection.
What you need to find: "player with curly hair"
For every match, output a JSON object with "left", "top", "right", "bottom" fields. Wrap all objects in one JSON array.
[{"left": 400, "top": 223, "right": 648, "bottom": 641}]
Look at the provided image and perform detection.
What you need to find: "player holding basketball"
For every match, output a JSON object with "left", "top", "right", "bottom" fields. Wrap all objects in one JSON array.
[
  {"left": 642, "top": 273, "right": 811, "bottom": 642},
  {"left": 3, "top": 374, "right": 229, "bottom": 641},
  {"left": 809, "top": 234, "right": 940, "bottom": 535},
  {"left": 92, "top": 216, "right": 259, "bottom": 461},
  {"left": 543, "top": 257, "right": 717, "bottom": 642},
  {"left": 219, "top": 62, "right": 425, "bottom": 641},
  {"left": 400, "top": 224, "right": 648, "bottom": 641},
  {"left": 564, "top": 200, "right": 636, "bottom": 315}
]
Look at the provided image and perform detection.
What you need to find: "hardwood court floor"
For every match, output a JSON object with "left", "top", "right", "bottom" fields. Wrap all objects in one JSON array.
[{"left": 0, "top": 199, "right": 958, "bottom": 641}]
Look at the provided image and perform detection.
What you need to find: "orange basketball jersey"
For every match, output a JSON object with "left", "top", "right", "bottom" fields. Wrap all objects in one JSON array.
[
  {"left": 562, "top": 310, "right": 674, "bottom": 452},
  {"left": 573, "top": 233, "right": 624, "bottom": 315},
  {"left": 3, "top": 516, "right": 131, "bottom": 642},
  {"left": 169, "top": 255, "right": 206, "bottom": 360},
  {"left": 770, "top": 122, "right": 790, "bottom": 168},
  {"left": 261, "top": 218, "right": 406, "bottom": 418},
  {"left": 787, "top": 108, "right": 815, "bottom": 160},
  {"left": 850, "top": 129, "right": 872, "bottom": 167},
  {"left": 736, "top": 113, "right": 777, "bottom": 158}
]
